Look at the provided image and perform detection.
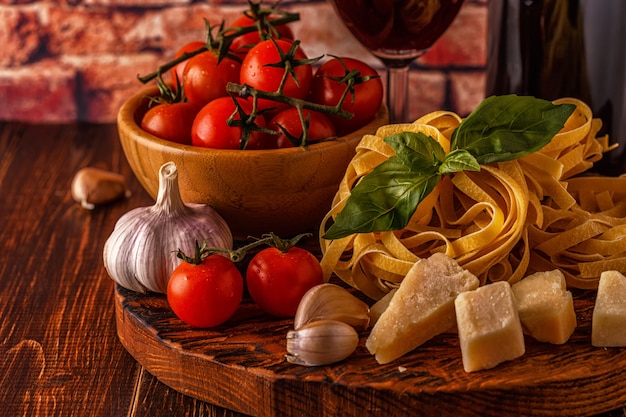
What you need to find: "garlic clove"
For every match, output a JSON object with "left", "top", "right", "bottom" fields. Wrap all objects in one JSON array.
[
  {"left": 293, "top": 283, "right": 370, "bottom": 331},
  {"left": 71, "top": 167, "right": 130, "bottom": 210},
  {"left": 286, "top": 319, "right": 359, "bottom": 366}
]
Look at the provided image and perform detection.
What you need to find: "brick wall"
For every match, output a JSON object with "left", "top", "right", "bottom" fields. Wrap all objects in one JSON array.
[{"left": 0, "top": 0, "right": 487, "bottom": 123}]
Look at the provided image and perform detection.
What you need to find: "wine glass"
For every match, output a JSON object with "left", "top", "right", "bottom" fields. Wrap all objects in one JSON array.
[{"left": 330, "top": 0, "right": 465, "bottom": 123}]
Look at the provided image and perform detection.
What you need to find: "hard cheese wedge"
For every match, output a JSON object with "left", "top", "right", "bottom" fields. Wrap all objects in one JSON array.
[
  {"left": 455, "top": 281, "right": 525, "bottom": 372},
  {"left": 366, "top": 252, "right": 479, "bottom": 364},
  {"left": 592, "top": 270, "right": 626, "bottom": 347},
  {"left": 512, "top": 269, "right": 577, "bottom": 344}
]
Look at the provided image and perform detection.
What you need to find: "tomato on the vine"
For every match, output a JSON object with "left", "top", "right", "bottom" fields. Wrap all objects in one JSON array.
[
  {"left": 308, "top": 57, "right": 383, "bottom": 135},
  {"left": 191, "top": 96, "right": 271, "bottom": 149},
  {"left": 246, "top": 244, "right": 324, "bottom": 317},
  {"left": 167, "top": 254, "right": 243, "bottom": 328},
  {"left": 240, "top": 39, "right": 313, "bottom": 111},
  {"left": 183, "top": 50, "right": 241, "bottom": 108},
  {"left": 229, "top": 15, "right": 294, "bottom": 58},
  {"left": 170, "top": 40, "right": 205, "bottom": 87},
  {"left": 141, "top": 101, "right": 200, "bottom": 145},
  {"left": 268, "top": 108, "right": 336, "bottom": 148}
]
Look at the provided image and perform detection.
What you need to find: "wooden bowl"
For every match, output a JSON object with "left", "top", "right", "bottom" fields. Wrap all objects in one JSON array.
[{"left": 117, "top": 86, "right": 389, "bottom": 238}]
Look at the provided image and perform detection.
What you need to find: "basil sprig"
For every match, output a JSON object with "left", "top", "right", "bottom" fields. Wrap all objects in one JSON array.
[{"left": 323, "top": 95, "right": 576, "bottom": 240}]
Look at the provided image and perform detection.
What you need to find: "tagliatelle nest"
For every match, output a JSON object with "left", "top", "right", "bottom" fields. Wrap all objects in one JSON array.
[{"left": 319, "top": 98, "right": 622, "bottom": 300}]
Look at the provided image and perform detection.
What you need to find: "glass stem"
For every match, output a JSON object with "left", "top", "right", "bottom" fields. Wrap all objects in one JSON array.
[{"left": 386, "top": 65, "right": 410, "bottom": 123}]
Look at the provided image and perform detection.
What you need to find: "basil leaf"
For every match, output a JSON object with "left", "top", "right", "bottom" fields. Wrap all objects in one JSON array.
[
  {"left": 322, "top": 156, "right": 440, "bottom": 240},
  {"left": 384, "top": 131, "right": 446, "bottom": 170},
  {"left": 440, "top": 149, "right": 480, "bottom": 175},
  {"left": 451, "top": 95, "right": 576, "bottom": 164}
]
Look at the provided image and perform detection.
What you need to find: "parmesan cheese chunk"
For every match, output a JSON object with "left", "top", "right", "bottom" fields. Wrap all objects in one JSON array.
[
  {"left": 512, "top": 270, "right": 577, "bottom": 344},
  {"left": 365, "top": 252, "right": 479, "bottom": 364},
  {"left": 592, "top": 270, "right": 626, "bottom": 347},
  {"left": 455, "top": 281, "right": 525, "bottom": 372}
]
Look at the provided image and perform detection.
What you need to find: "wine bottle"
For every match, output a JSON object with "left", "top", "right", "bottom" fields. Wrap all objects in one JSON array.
[{"left": 486, "top": 0, "right": 626, "bottom": 175}]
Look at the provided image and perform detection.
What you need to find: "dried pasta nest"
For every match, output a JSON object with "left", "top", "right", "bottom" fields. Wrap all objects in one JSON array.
[{"left": 320, "top": 98, "right": 622, "bottom": 300}]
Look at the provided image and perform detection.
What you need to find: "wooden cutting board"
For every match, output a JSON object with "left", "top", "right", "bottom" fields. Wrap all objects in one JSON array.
[{"left": 114, "top": 282, "right": 626, "bottom": 417}]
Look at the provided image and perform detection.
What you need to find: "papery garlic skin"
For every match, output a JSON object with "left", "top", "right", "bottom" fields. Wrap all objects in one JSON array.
[
  {"left": 294, "top": 283, "right": 370, "bottom": 331},
  {"left": 103, "top": 162, "right": 233, "bottom": 293}
]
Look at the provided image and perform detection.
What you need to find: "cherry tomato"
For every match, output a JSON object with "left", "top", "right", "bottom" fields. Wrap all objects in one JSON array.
[
  {"left": 240, "top": 39, "right": 313, "bottom": 111},
  {"left": 183, "top": 50, "right": 241, "bottom": 107},
  {"left": 191, "top": 96, "right": 270, "bottom": 149},
  {"left": 246, "top": 246, "right": 324, "bottom": 317},
  {"left": 229, "top": 15, "right": 294, "bottom": 58},
  {"left": 268, "top": 108, "right": 336, "bottom": 148},
  {"left": 308, "top": 57, "right": 383, "bottom": 135},
  {"left": 141, "top": 102, "right": 200, "bottom": 145},
  {"left": 170, "top": 40, "right": 205, "bottom": 87},
  {"left": 167, "top": 254, "right": 243, "bottom": 328}
]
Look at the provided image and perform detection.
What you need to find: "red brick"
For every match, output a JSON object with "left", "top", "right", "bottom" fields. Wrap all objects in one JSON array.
[
  {"left": 420, "top": 2, "right": 487, "bottom": 68},
  {"left": 45, "top": 4, "right": 234, "bottom": 58},
  {"left": 0, "top": 5, "right": 43, "bottom": 66},
  {"left": 0, "top": 0, "right": 36, "bottom": 5},
  {"left": 449, "top": 71, "right": 486, "bottom": 116},
  {"left": 45, "top": 5, "right": 120, "bottom": 55},
  {"left": 408, "top": 71, "right": 447, "bottom": 120},
  {"left": 156, "top": 4, "right": 228, "bottom": 56},
  {"left": 84, "top": 0, "right": 191, "bottom": 7},
  {"left": 0, "top": 59, "right": 77, "bottom": 122},
  {"left": 65, "top": 53, "right": 165, "bottom": 122}
]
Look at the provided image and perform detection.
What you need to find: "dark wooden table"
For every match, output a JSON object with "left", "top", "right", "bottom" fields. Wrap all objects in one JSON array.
[{"left": 1, "top": 121, "right": 626, "bottom": 417}]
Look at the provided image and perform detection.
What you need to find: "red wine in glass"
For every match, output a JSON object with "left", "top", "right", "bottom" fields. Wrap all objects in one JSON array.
[{"left": 331, "top": 0, "right": 464, "bottom": 122}]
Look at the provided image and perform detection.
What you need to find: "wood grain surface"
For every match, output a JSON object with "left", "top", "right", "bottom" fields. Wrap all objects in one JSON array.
[
  {"left": 116, "top": 280, "right": 626, "bottom": 417},
  {"left": 2, "top": 121, "right": 626, "bottom": 417}
]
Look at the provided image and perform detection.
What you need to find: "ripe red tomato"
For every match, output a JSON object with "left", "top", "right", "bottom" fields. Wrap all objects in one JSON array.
[
  {"left": 191, "top": 96, "right": 271, "bottom": 149},
  {"left": 268, "top": 108, "right": 337, "bottom": 148},
  {"left": 308, "top": 57, "right": 383, "bottom": 135},
  {"left": 141, "top": 102, "right": 200, "bottom": 145},
  {"left": 229, "top": 15, "right": 294, "bottom": 58},
  {"left": 246, "top": 246, "right": 324, "bottom": 317},
  {"left": 183, "top": 50, "right": 241, "bottom": 107},
  {"left": 167, "top": 254, "right": 243, "bottom": 328},
  {"left": 170, "top": 40, "right": 205, "bottom": 87},
  {"left": 240, "top": 39, "right": 313, "bottom": 111}
]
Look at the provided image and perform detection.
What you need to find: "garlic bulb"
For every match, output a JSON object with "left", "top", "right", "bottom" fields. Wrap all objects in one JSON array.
[
  {"left": 286, "top": 320, "right": 359, "bottom": 366},
  {"left": 103, "top": 161, "right": 232, "bottom": 293}
]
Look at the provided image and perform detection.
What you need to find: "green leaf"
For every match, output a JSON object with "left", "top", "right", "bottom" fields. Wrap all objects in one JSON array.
[
  {"left": 451, "top": 95, "right": 576, "bottom": 164},
  {"left": 384, "top": 131, "right": 446, "bottom": 171},
  {"left": 440, "top": 149, "right": 480, "bottom": 175},
  {"left": 322, "top": 155, "right": 441, "bottom": 240}
]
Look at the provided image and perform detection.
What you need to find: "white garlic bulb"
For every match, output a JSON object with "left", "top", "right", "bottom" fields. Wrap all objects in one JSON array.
[{"left": 103, "top": 161, "right": 233, "bottom": 293}]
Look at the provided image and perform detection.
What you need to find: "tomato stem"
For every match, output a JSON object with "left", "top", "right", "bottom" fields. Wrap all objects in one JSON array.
[
  {"left": 226, "top": 82, "right": 353, "bottom": 120},
  {"left": 176, "top": 232, "right": 313, "bottom": 266}
]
